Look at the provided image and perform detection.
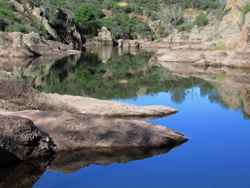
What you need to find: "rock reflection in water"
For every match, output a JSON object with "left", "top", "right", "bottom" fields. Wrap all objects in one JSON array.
[
  {"left": 0, "top": 159, "right": 51, "bottom": 188},
  {"left": 0, "top": 141, "right": 180, "bottom": 187},
  {"left": 20, "top": 49, "right": 250, "bottom": 118},
  {"left": 50, "top": 147, "right": 176, "bottom": 173}
]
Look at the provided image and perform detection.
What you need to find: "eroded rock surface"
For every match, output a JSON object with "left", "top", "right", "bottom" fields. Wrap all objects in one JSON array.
[
  {"left": 0, "top": 111, "right": 186, "bottom": 151},
  {"left": 0, "top": 115, "right": 55, "bottom": 163}
]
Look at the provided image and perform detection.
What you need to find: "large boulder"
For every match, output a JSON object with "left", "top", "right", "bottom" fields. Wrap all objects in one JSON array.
[
  {"left": 0, "top": 115, "right": 55, "bottom": 164},
  {"left": 0, "top": 111, "right": 186, "bottom": 151}
]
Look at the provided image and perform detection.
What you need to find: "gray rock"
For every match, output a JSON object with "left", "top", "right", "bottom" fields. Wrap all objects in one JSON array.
[
  {"left": 0, "top": 115, "right": 55, "bottom": 162},
  {"left": 0, "top": 111, "right": 187, "bottom": 151}
]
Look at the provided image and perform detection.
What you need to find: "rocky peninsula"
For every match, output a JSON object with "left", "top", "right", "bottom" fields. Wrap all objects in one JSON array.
[{"left": 0, "top": 78, "right": 186, "bottom": 163}]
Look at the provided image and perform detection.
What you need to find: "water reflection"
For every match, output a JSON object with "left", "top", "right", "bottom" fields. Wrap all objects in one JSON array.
[
  {"left": 0, "top": 146, "right": 176, "bottom": 188},
  {"left": 1, "top": 48, "right": 250, "bottom": 187},
  {"left": 0, "top": 159, "right": 50, "bottom": 188},
  {"left": 50, "top": 147, "right": 176, "bottom": 173},
  {"left": 25, "top": 50, "right": 250, "bottom": 118}
]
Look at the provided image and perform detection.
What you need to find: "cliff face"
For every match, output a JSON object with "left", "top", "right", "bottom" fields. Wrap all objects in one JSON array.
[
  {"left": 219, "top": 0, "right": 250, "bottom": 49},
  {"left": 162, "top": 0, "right": 250, "bottom": 51}
]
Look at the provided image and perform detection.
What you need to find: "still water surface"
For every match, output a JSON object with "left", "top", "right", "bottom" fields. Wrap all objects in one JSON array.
[
  {"left": 34, "top": 89, "right": 250, "bottom": 188},
  {"left": 9, "top": 48, "right": 250, "bottom": 187}
]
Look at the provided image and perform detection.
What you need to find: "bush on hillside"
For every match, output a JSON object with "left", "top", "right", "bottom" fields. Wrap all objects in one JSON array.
[{"left": 194, "top": 13, "right": 209, "bottom": 27}]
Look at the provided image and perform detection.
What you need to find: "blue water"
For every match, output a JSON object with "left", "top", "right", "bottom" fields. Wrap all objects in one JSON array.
[{"left": 34, "top": 87, "right": 250, "bottom": 188}]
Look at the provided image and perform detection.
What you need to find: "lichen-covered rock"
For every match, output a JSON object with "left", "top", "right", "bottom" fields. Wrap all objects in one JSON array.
[{"left": 0, "top": 115, "right": 55, "bottom": 163}]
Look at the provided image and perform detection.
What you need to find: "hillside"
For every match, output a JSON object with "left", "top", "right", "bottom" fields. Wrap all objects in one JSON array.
[{"left": 0, "top": 0, "right": 227, "bottom": 43}]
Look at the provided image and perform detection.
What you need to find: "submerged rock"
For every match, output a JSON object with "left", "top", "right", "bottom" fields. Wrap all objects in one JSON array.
[
  {"left": 0, "top": 115, "right": 55, "bottom": 163},
  {"left": 0, "top": 111, "right": 186, "bottom": 151}
]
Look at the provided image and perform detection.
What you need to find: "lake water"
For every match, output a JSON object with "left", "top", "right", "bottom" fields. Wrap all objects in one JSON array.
[{"left": 3, "top": 48, "right": 250, "bottom": 188}]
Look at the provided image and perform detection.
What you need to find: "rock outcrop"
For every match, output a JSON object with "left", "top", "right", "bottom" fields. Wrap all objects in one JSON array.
[
  {"left": 155, "top": 48, "right": 250, "bottom": 69},
  {"left": 152, "top": 54, "right": 250, "bottom": 117},
  {"left": 51, "top": 9, "right": 84, "bottom": 49},
  {"left": 0, "top": 115, "right": 55, "bottom": 163},
  {"left": 0, "top": 111, "right": 186, "bottom": 152},
  {"left": 0, "top": 80, "right": 177, "bottom": 117},
  {"left": 0, "top": 32, "right": 80, "bottom": 58},
  {"left": 8, "top": 0, "right": 84, "bottom": 49},
  {"left": 0, "top": 79, "right": 186, "bottom": 153},
  {"left": 9, "top": 0, "right": 58, "bottom": 39},
  {"left": 93, "top": 27, "right": 113, "bottom": 46}
]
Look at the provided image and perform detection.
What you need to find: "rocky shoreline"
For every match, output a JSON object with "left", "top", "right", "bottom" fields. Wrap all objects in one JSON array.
[{"left": 0, "top": 80, "right": 186, "bottom": 164}]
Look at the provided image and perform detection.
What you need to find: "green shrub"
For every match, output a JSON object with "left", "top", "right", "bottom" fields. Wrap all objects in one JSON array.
[
  {"left": 210, "top": 40, "right": 225, "bottom": 50},
  {"left": 194, "top": 13, "right": 209, "bottom": 27},
  {"left": 242, "top": 3, "right": 250, "bottom": 15},
  {"left": 177, "top": 22, "right": 193, "bottom": 32},
  {"left": 182, "top": 0, "right": 225, "bottom": 10},
  {"left": 241, "top": 3, "right": 250, "bottom": 24},
  {"left": 0, "top": 1, "right": 17, "bottom": 21},
  {"left": 100, "top": 13, "right": 152, "bottom": 40},
  {"left": 73, "top": 3, "right": 104, "bottom": 35}
]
